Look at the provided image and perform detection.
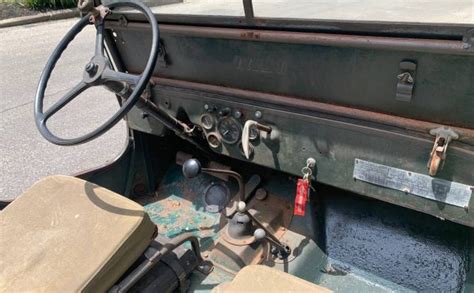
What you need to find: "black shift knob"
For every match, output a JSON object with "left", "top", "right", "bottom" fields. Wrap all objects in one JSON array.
[{"left": 182, "top": 159, "right": 202, "bottom": 178}]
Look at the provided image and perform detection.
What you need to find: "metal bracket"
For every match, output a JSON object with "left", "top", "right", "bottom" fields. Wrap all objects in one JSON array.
[
  {"left": 396, "top": 60, "right": 416, "bottom": 102},
  {"left": 427, "top": 127, "right": 459, "bottom": 176},
  {"left": 158, "top": 40, "right": 169, "bottom": 68},
  {"left": 77, "top": 0, "right": 93, "bottom": 16},
  {"left": 462, "top": 29, "right": 474, "bottom": 51},
  {"left": 243, "top": 0, "right": 255, "bottom": 22}
]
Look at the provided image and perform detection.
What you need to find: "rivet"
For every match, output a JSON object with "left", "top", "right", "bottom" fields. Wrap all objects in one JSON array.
[{"left": 163, "top": 98, "right": 171, "bottom": 109}]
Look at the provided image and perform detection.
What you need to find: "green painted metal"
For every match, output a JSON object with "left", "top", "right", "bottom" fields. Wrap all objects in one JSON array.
[
  {"left": 114, "top": 29, "right": 474, "bottom": 128},
  {"left": 141, "top": 165, "right": 224, "bottom": 249},
  {"left": 108, "top": 22, "right": 474, "bottom": 227}
]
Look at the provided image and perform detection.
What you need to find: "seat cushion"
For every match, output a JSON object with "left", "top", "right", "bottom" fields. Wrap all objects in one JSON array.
[
  {"left": 0, "top": 175, "right": 156, "bottom": 292},
  {"left": 213, "top": 265, "right": 332, "bottom": 292}
]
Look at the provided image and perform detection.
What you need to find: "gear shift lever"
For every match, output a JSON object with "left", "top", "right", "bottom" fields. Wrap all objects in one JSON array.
[
  {"left": 254, "top": 228, "right": 291, "bottom": 259},
  {"left": 182, "top": 158, "right": 245, "bottom": 202},
  {"left": 182, "top": 159, "right": 291, "bottom": 259}
]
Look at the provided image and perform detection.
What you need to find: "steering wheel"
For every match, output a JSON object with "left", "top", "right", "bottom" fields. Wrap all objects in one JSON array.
[{"left": 34, "top": 0, "right": 159, "bottom": 146}]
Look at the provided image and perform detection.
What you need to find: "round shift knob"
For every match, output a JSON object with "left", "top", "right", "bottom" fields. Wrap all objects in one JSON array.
[
  {"left": 182, "top": 159, "right": 201, "bottom": 178},
  {"left": 254, "top": 228, "right": 266, "bottom": 240}
]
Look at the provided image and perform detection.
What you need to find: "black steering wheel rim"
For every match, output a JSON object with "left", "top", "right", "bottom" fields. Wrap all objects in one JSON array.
[{"left": 34, "top": 0, "right": 159, "bottom": 146}]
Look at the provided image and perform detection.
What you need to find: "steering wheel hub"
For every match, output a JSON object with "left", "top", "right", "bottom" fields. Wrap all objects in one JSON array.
[{"left": 82, "top": 56, "right": 107, "bottom": 83}]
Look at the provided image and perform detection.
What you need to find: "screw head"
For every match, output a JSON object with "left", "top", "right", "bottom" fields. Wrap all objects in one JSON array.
[{"left": 255, "top": 110, "right": 262, "bottom": 119}]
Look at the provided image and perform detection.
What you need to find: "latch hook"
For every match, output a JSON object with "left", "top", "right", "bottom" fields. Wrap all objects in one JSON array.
[{"left": 427, "top": 127, "right": 459, "bottom": 176}]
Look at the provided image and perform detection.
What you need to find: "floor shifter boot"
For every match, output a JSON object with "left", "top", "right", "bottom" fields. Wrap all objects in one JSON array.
[{"left": 228, "top": 210, "right": 253, "bottom": 239}]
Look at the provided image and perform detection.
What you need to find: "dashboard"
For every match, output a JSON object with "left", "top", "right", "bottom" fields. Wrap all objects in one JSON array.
[{"left": 125, "top": 78, "right": 474, "bottom": 228}]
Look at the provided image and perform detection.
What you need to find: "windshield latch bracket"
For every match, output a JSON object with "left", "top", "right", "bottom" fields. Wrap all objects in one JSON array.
[
  {"left": 462, "top": 29, "right": 474, "bottom": 51},
  {"left": 427, "top": 127, "right": 459, "bottom": 176}
]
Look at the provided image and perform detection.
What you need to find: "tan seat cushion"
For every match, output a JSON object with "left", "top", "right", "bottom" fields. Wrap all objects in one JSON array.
[
  {"left": 213, "top": 265, "right": 332, "bottom": 293},
  {"left": 0, "top": 175, "right": 156, "bottom": 292}
]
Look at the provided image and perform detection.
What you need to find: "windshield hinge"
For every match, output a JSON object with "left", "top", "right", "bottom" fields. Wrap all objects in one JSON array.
[{"left": 427, "top": 127, "right": 459, "bottom": 176}]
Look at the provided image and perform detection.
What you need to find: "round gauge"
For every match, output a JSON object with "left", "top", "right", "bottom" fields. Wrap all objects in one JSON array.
[
  {"left": 200, "top": 114, "right": 214, "bottom": 130},
  {"left": 217, "top": 117, "right": 241, "bottom": 144},
  {"left": 249, "top": 125, "right": 259, "bottom": 141},
  {"left": 206, "top": 133, "right": 221, "bottom": 149}
]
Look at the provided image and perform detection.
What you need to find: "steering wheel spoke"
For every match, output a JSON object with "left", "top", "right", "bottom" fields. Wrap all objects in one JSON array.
[
  {"left": 94, "top": 21, "right": 105, "bottom": 57},
  {"left": 102, "top": 68, "right": 140, "bottom": 85},
  {"left": 43, "top": 81, "right": 89, "bottom": 121}
]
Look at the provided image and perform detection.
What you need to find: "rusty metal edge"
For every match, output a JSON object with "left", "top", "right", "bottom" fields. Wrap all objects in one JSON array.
[
  {"left": 105, "top": 12, "right": 472, "bottom": 39},
  {"left": 106, "top": 21, "right": 472, "bottom": 55},
  {"left": 150, "top": 76, "right": 474, "bottom": 143}
]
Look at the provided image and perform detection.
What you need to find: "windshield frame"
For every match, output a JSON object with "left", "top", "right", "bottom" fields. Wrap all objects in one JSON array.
[{"left": 103, "top": 0, "right": 473, "bottom": 40}]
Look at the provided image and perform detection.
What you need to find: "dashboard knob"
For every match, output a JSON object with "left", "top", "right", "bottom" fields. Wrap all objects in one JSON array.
[{"left": 218, "top": 107, "right": 231, "bottom": 117}]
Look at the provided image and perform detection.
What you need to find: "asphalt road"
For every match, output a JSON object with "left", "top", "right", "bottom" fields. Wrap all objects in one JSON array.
[{"left": 0, "top": 18, "right": 127, "bottom": 201}]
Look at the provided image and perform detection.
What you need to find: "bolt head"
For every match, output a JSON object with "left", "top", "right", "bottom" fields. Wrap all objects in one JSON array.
[
  {"left": 255, "top": 110, "right": 262, "bottom": 119},
  {"left": 85, "top": 62, "right": 97, "bottom": 75}
]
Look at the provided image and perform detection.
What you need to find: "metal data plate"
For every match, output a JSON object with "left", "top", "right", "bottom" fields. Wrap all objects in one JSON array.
[{"left": 353, "top": 159, "right": 472, "bottom": 208}]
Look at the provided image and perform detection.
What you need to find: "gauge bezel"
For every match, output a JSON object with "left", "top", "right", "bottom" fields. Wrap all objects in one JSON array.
[
  {"left": 200, "top": 114, "right": 215, "bottom": 130},
  {"left": 217, "top": 117, "right": 242, "bottom": 144},
  {"left": 206, "top": 132, "right": 221, "bottom": 149}
]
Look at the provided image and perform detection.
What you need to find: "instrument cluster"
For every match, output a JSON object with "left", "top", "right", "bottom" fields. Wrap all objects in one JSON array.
[{"left": 199, "top": 104, "right": 260, "bottom": 158}]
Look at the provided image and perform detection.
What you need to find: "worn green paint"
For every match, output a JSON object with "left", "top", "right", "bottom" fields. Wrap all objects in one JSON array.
[
  {"left": 143, "top": 165, "right": 223, "bottom": 250},
  {"left": 114, "top": 25, "right": 473, "bottom": 227}
]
